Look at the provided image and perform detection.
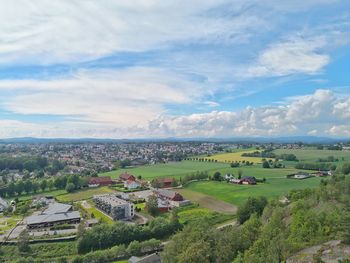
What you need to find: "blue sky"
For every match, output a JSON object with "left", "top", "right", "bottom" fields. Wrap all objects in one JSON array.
[{"left": 0, "top": 0, "right": 349, "bottom": 138}]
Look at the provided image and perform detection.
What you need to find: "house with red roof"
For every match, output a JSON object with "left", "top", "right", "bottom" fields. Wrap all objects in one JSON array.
[
  {"left": 119, "top": 172, "right": 136, "bottom": 182},
  {"left": 88, "top": 176, "right": 113, "bottom": 187}
]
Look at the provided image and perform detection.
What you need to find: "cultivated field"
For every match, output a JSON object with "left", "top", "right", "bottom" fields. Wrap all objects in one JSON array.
[
  {"left": 205, "top": 149, "right": 272, "bottom": 163},
  {"left": 100, "top": 160, "right": 228, "bottom": 180},
  {"left": 177, "top": 188, "right": 237, "bottom": 213}
]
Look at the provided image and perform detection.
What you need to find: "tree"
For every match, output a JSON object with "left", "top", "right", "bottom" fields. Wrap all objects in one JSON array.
[
  {"left": 342, "top": 163, "right": 350, "bottom": 175},
  {"left": 32, "top": 182, "right": 39, "bottom": 193},
  {"left": 238, "top": 169, "right": 243, "bottom": 179},
  {"left": 146, "top": 195, "right": 159, "bottom": 216},
  {"left": 48, "top": 179, "right": 55, "bottom": 190},
  {"left": 7, "top": 182, "right": 15, "bottom": 197},
  {"left": 262, "top": 160, "right": 270, "bottom": 168},
  {"left": 40, "top": 179, "right": 47, "bottom": 192},
  {"left": 213, "top": 172, "right": 222, "bottom": 181},
  {"left": 66, "top": 183, "right": 75, "bottom": 193},
  {"left": 23, "top": 180, "right": 33, "bottom": 194},
  {"left": 15, "top": 181, "right": 24, "bottom": 196},
  {"left": 17, "top": 229, "right": 30, "bottom": 254},
  {"left": 237, "top": 196, "right": 268, "bottom": 224}
]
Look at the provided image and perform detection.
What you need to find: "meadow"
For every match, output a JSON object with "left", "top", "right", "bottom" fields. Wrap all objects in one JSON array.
[
  {"left": 274, "top": 148, "right": 350, "bottom": 165},
  {"left": 185, "top": 176, "right": 323, "bottom": 206},
  {"left": 205, "top": 149, "right": 273, "bottom": 163},
  {"left": 100, "top": 160, "right": 228, "bottom": 180},
  {"left": 56, "top": 186, "right": 115, "bottom": 202}
]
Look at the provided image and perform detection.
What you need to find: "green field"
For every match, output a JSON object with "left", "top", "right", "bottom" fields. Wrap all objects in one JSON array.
[
  {"left": 274, "top": 148, "right": 350, "bottom": 165},
  {"left": 100, "top": 160, "right": 228, "bottom": 180},
  {"left": 206, "top": 149, "right": 273, "bottom": 163},
  {"left": 185, "top": 176, "right": 322, "bottom": 206},
  {"left": 56, "top": 186, "right": 115, "bottom": 202},
  {"left": 176, "top": 206, "right": 233, "bottom": 225}
]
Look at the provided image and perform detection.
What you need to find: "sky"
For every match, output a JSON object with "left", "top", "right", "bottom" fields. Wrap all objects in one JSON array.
[{"left": 0, "top": 0, "right": 350, "bottom": 139}]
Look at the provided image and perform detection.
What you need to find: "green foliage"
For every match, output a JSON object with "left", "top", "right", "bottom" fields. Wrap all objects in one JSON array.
[
  {"left": 237, "top": 196, "right": 268, "bottom": 224},
  {"left": 145, "top": 195, "right": 159, "bottom": 216},
  {"left": 342, "top": 163, "right": 350, "bottom": 175},
  {"left": 77, "top": 217, "right": 181, "bottom": 254}
]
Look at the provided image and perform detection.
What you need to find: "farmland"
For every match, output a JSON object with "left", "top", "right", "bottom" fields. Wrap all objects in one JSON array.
[
  {"left": 184, "top": 176, "right": 322, "bottom": 206},
  {"left": 100, "top": 160, "right": 228, "bottom": 180},
  {"left": 274, "top": 148, "right": 350, "bottom": 164},
  {"left": 205, "top": 149, "right": 272, "bottom": 163}
]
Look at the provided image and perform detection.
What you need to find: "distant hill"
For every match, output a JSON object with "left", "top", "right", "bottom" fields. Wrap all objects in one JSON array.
[{"left": 0, "top": 136, "right": 348, "bottom": 144}]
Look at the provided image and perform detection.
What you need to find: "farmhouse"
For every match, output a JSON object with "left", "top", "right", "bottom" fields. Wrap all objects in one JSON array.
[
  {"left": 124, "top": 179, "right": 142, "bottom": 189},
  {"left": 93, "top": 194, "right": 134, "bottom": 220},
  {"left": 26, "top": 202, "right": 81, "bottom": 229},
  {"left": 119, "top": 172, "right": 136, "bottom": 182},
  {"left": 157, "top": 178, "right": 175, "bottom": 188},
  {"left": 88, "top": 176, "right": 113, "bottom": 187},
  {"left": 240, "top": 176, "right": 257, "bottom": 185},
  {"left": 153, "top": 189, "right": 191, "bottom": 208}
]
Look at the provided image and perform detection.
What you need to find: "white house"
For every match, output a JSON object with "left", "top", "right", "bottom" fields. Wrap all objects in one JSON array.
[{"left": 124, "top": 180, "right": 141, "bottom": 190}]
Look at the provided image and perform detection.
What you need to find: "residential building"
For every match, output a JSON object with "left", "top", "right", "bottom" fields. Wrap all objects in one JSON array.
[
  {"left": 88, "top": 176, "right": 113, "bottom": 187},
  {"left": 119, "top": 172, "right": 136, "bottom": 182},
  {"left": 93, "top": 194, "right": 134, "bottom": 220}
]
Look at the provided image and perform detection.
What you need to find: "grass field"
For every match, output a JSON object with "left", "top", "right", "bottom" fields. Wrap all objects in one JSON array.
[
  {"left": 56, "top": 186, "right": 115, "bottom": 202},
  {"left": 185, "top": 176, "right": 322, "bottom": 206},
  {"left": 100, "top": 160, "right": 228, "bottom": 180},
  {"left": 177, "top": 188, "right": 237, "bottom": 213},
  {"left": 205, "top": 149, "right": 273, "bottom": 163},
  {"left": 274, "top": 148, "right": 350, "bottom": 165},
  {"left": 176, "top": 206, "right": 233, "bottom": 225}
]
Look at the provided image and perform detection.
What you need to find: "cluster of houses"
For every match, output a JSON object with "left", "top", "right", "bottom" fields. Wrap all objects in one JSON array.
[
  {"left": 87, "top": 172, "right": 147, "bottom": 190},
  {"left": 224, "top": 174, "right": 257, "bottom": 185},
  {"left": 288, "top": 170, "right": 333, "bottom": 180}
]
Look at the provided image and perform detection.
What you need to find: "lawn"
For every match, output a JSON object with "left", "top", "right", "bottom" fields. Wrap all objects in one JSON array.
[
  {"left": 100, "top": 160, "right": 228, "bottom": 180},
  {"left": 56, "top": 186, "right": 115, "bottom": 202},
  {"left": 83, "top": 200, "right": 114, "bottom": 224},
  {"left": 185, "top": 176, "right": 323, "bottom": 206},
  {"left": 205, "top": 149, "right": 273, "bottom": 164}
]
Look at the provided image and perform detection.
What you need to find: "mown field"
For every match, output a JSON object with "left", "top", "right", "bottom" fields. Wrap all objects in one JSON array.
[
  {"left": 274, "top": 148, "right": 350, "bottom": 165},
  {"left": 100, "top": 160, "right": 228, "bottom": 180},
  {"left": 56, "top": 186, "right": 115, "bottom": 202},
  {"left": 205, "top": 149, "right": 272, "bottom": 163},
  {"left": 185, "top": 176, "right": 322, "bottom": 206}
]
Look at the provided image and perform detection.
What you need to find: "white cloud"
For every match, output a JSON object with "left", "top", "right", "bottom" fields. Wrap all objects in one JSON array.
[
  {"left": 0, "top": 0, "right": 264, "bottom": 65},
  {"left": 327, "top": 125, "right": 350, "bottom": 137},
  {"left": 1, "top": 89, "right": 349, "bottom": 138},
  {"left": 0, "top": 67, "right": 205, "bottom": 126},
  {"left": 247, "top": 36, "right": 330, "bottom": 77}
]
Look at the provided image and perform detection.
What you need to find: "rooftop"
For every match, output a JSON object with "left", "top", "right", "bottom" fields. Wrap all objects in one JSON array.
[{"left": 94, "top": 194, "right": 130, "bottom": 206}]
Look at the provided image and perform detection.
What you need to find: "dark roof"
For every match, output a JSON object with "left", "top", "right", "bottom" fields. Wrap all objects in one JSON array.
[
  {"left": 43, "top": 203, "right": 72, "bottom": 214},
  {"left": 26, "top": 211, "right": 80, "bottom": 225},
  {"left": 157, "top": 178, "right": 174, "bottom": 183},
  {"left": 89, "top": 176, "right": 112, "bottom": 184},
  {"left": 155, "top": 189, "right": 182, "bottom": 200},
  {"left": 120, "top": 173, "right": 136, "bottom": 180}
]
